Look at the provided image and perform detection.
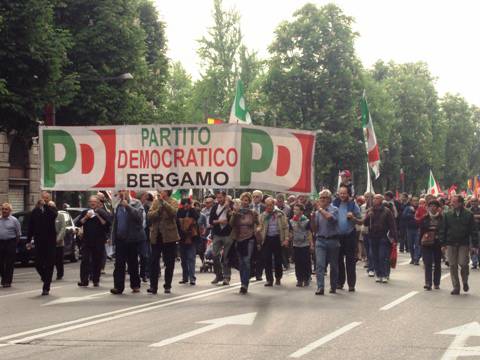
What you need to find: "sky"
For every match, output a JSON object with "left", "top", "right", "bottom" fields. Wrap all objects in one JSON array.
[{"left": 155, "top": 0, "right": 480, "bottom": 106}]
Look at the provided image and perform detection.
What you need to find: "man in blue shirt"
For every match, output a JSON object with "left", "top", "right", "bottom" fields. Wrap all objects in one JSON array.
[
  {"left": 311, "top": 189, "right": 339, "bottom": 295},
  {"left": 0, "top": 203, "right": 21, "bottom": 288},
  {"left": 333, "top": 185, "right": 362, "bottom": 292}
]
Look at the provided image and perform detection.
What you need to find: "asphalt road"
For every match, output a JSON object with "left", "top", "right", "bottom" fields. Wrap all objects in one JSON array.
[{"left": 1, "top": 253, "right": 480, "bottom": 360}]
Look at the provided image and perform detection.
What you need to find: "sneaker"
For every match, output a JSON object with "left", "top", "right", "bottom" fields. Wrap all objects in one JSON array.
[
  {"left": 434, "top": 285, "right": 440, "bottom": 290},
  {"left": 164, "top": 288, "right": 171, "bottom": 294},
  {"left": 463, "top": 283, "right": 469, "bottom": 292},
  {"left": 368, "top": 271, "right": 375, "bottom": 277},
  {"left": 41, "top": 290, "right": 49, "bottom": 296},
  {"left": 190, "top": 281, "right": 196, "bottom": 286},
  {"left": 315, "top": 288, "right": 324, "bottom": 295},
  {"left": 329, "top": 288, "right": 336, "bottom": 294},
  {"left": 264, "top": 282, "right": 273, "bottom": 287},
  {"left": 179, "top": 280, "right": 188, "bottom": 284},
  {"left": 375, "top": 277, "right": 381, "bottom": 283},
  {"left": 142, "top": 276, "right": 148, "bottom": 283},
  {"left": 275, "top": 279, "right": 281, "bottom": 286},
  {"left": 222, "top": 279, "right": 230, "bottom": 286},
  {"left": 303, "top": 280, "right": 310, "bottom": 287},
  {"left": 381, "top": 277, "right": 388, "bottom": 284},
  {"left": 348, "top": 287, "right": 355, "bottom": 292},
  {"left": 110, "top": 288, "right": 122, "bottom": 295},
  {"left": 451, "top": 289, "right": 460, "bottom": 295},
  {"left": 337, "top": 284, "right": 344, "bottom": 290},
  {"left": 424, "top": 285, "right": 432, "bottom": 291},
  {"left": 147, "top": 288, "right": 157, "bottom": 295},
  {"left": 77, "top": 282, "right": 88, "bottom": 287}
]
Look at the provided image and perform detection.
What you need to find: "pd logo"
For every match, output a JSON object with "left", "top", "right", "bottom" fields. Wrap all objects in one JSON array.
[
  {"left": 240, "top": 128, "right": 315, "bottom": 193},
  {"left": 42, "top": 128, "right": 116, "bottom": 188}
]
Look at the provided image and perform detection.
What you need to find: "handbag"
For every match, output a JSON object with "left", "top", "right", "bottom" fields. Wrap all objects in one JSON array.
[
  {"left": 390, "top": 242, "right": 398, "bottom": 269},
  {"left": 421, "top": 231, "right": 435, "bottom": 246}
]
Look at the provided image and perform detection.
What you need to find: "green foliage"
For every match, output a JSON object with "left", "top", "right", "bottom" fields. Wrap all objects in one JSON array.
[
  {"left": 163, "top": 62, "right": 196, "bottom": 123},
  {"left": 0, "top": 0, "right": 77, "bottom": 135},
  {"left": 264, "top": 3, "right": 364, "bottom": 188}
]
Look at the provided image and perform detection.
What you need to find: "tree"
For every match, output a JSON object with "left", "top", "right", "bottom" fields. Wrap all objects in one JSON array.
[
  {"left": 163, "top": 62, "right": 195, "bottom": 123},
  {"left": 264, "top": 3, "right": 364, "bottom": 188},
  {"left": 369, "top": 61, "right": 440, "bottom": 193},
  {"left": 0, "top": 0, "right": 77, "bottom": 135},
  {"left": 54, "top": 0, "right": 168, "bottom": 125},
  {"left": 441, "top": 94, "right": 475, "bottom": 187},
  {"left": 196, "top": 0, "right": 242, "bottom": 118}
]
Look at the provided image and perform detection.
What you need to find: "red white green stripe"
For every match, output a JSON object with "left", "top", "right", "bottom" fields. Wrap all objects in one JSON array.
[
  {"left": 360, "top": 91, "right": 380, "bottom": 179},
  {"left": 428, "top": 170, "right": 441, "bottom": 196}
]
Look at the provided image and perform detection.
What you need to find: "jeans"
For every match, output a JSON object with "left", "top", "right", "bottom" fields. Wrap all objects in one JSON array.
[
  {"left": 55, "top": 246, "right": 64, "bottom": 279},
  {"left": 364, "top": 235, "right": 375, "bottom": 272},
  {"left": 294, "top": 246, "right": 311, "bottom": 283},
  {"left": 212, "top": 235, "right": 233, "bottom": 280},
  {"left": 447, "top": 245, "right": 470, "bottom": 290},
  {"left": 0, "top": 239, "right": 16, "bottom": 285},
  {"left": 315, "top": 238, "right": 340, "bottom": 290},
  {"left": 139, "top": 240, "right": 151, "bottom": 279},
  {"left": 370, "top": 237, "right": 390, "bottom": 278},
  {"left": 262, "top": 235, "right": 283, "bottom": 283},
  {"left": 422, "top": 244, "right": 442, "bottom": 286},
  {"left": 338, "top": 231, "right": 357, "bottom": 288},
  {"left": 150, "top": 241, "right": 176, "bottom": 291},
  {"left": 80, "top": 242, "right": 104, "bottom": 284},
  {"left": 113, "top": 241, "right": 141, "bottom": 292},
  {"left": 399, "top": 226, "right": 408, "bottom": 252},
  {"left": 237, "top": 238, "right": 255, "bottom": 288},
  {"left": 179, "top": 243, "right": 196, "bottom": 282},
  {"left": 407, "top": 228, "right": 421, "bottom": 262}
]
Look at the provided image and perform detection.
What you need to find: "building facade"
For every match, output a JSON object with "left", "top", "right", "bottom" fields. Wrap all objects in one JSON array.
[{"left": 0, "top": 132, "right": 40, "bottom": 212}]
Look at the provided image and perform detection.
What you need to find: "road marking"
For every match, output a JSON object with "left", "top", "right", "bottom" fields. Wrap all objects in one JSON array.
[
  {"left": 7, "top": 284, "right": 244, "bottom": 346},
  {"left": 437, "top": 322, "right": 480, "bottom": 359},
  {"left": 0, "top": 281, "right": 247, "bottom": 346},
  {"left": 289, "top": 322, "right": 362, "bottom": 358},
  {"left": 150, "top": 312, "right": 257, "bottom": 348},
  {"left": 441, "top": 273, "right": 451, "bottom": 280},
  {"left": 0, "top": 286, "right": 68, "bottom": 299},
  {"left": 43, "top": 291, "right": 110, "bottom": 306},
  {"left": 379, "top": 291, "right": 418, "bottom": 311}
]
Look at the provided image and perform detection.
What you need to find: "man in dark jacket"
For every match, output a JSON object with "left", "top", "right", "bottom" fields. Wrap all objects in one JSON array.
[
  {"left": 363, "top": 194, "right": 397, "bottom": 283},
  {"left": 440, "top": 195, "right": 478, "bottom": 295},
  {"left": 110, "top": 191, "right": 145, "bottom": 295},
  {"left": 75, "top": 195, "right": 111, "bottom": 287},
  {"left": 28, "top": 191, "right": 58, "bottom": 295},
  {"left": 209, "top": 190, "right": 233, "bottom": 285}
]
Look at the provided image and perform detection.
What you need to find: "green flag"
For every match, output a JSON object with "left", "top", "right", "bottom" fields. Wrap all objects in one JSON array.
[{"left": 229, "top": 79, "right": 252, "bottom": 124}]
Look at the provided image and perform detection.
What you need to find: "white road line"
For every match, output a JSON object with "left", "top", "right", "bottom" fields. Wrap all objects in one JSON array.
[
  {"left": 441, "top": 273, "right": 451, "bottom": 280},
  {"left": 379, "top": 291, "right": 418, "bottom": 311},
  {"left": 0, "top": 286, "right": 68, "bottom": 299},
  {"left": 0, "top": 281, "right": 244, "bottom": 344},
  {"left": 7, "top": 284, "right": 244, "bottom": 346},
  {"left": 289, "top": 322, "right": 362, "bottom": 358}
]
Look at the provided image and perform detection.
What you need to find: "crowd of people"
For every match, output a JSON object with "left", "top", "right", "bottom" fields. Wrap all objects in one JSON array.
[{"left": 0, "top": 176, "right": 479, "bottom": 297}]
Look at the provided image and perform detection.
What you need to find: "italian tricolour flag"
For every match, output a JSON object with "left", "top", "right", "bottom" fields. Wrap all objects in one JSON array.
[
  {"left": 428, "top": 170, "right": 442, "bottom": 196},
  {"left": 360, "top": 91, "right": 380, "bottom": 179}
]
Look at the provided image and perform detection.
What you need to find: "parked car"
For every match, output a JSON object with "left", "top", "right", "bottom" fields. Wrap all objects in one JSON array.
[
  {"left": 65, "top": 207, "right": 88, "bottom": 224},
  {"left": 13, "top": 210, "right": 80, "bottom": 265}
]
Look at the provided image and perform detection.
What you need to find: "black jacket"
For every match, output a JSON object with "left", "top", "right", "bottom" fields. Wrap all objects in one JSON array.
[
  {"left": 28, "top": 205, "right": 58, "bottom": 247},
  {"left": 76, "top": 208, "right": 112, "bottom": 244},
  {"left": 209, "top": 203, "right": 232, "bottom": 236}
]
